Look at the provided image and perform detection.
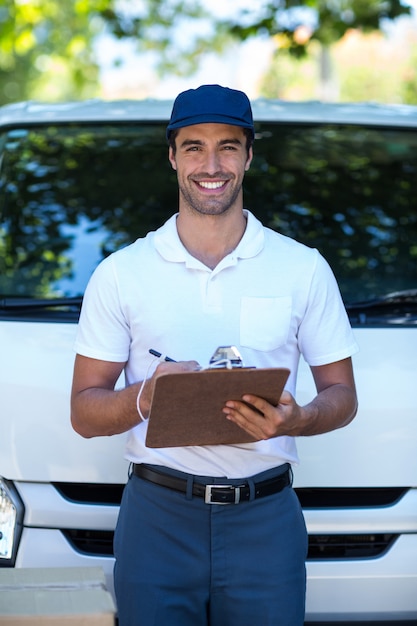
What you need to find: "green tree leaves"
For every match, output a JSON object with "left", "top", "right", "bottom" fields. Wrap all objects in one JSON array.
[{"left": 0, "top": 0, "right": 412, "bottom": 103}]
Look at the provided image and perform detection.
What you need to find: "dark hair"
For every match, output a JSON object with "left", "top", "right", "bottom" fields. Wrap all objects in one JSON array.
[{"left": 168, "top": 127, "right": 254, "bottom": 157}]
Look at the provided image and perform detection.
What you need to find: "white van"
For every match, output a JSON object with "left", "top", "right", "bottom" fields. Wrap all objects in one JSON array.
[{"left": 1, "top": 98, "right": 416, "bottom": 624}]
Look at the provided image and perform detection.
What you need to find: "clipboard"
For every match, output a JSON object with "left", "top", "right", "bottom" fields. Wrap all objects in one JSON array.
[{"left": 145, "top": 367, "right": 290, "bottom": 448}]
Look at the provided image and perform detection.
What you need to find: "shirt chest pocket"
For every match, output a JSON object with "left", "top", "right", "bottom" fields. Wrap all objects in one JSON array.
[{"left": 240, "top": 296, "right": 292, "bottom": 352}]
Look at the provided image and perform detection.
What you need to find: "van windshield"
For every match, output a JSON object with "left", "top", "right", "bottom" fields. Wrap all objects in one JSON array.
[{"left": 1, "top": 121, "right": 416, "bottom": 320}]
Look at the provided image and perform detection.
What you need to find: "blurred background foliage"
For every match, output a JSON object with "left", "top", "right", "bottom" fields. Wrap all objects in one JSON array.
[{"left": 0, "top": 0, "right": 415, "bottom": 105}]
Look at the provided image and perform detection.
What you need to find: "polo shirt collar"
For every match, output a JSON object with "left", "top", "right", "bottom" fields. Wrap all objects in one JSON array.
[{"left": 153, "top": 210, "right": 264, "bottom": 269}]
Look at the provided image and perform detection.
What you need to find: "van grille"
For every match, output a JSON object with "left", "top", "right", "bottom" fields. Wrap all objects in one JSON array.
[
  {"left": 62, "top": 529, "right": 114, "bottom": 556},
  {"left": 295, "top": 487, "right": 407, "bottom": 508},
  {"left": 55, "top": 483, "right": 405, "bottom": 560},
  {"left": 61, "top": 528, "right": 398, "bottom": 560},
  {"left": 308, "top": 533, "right": 397, "bottom": 559},
  {"left": 53, "top": 483, "right": 407, "bottom": 508},
  {"left": 53, "top": 482, "right": 124, "bottom": 505}
]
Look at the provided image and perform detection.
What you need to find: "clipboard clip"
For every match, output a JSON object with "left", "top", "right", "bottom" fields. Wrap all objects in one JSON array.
[{"left": 208, "top": 346, "right": 244, "bottom": 369}]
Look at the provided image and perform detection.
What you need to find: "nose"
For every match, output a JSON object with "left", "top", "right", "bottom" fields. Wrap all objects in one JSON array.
[{"left": 203, "top": 148, "right": 222, "bottom": 175}]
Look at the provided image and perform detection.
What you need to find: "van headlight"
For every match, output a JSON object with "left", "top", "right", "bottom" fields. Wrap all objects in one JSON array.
[{"left": 0, "top": 478, "right": 24, "bottom": 566}]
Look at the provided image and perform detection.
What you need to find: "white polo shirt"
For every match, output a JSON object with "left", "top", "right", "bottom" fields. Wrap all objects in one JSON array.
[{"left": 75, "top": 210, "right": 358, "bottom": 477}]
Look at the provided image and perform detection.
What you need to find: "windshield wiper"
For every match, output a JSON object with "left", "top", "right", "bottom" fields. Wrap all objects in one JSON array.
[
  {"left": 0, "top": 296, "right": 83, "bottom": 311},
  {"left": 346, "top": 289, "right": 417, "bottom": 324},
  {"left": 347, "top": 289, "right": 417, "bottom": 310},
  {"left": 0, "top": 296, "right": 82, "bottom": 321}
]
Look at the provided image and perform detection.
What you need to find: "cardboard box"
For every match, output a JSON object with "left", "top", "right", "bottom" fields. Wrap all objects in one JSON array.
[{"left": 0, "top": 567, "right": 115, "bottom": 625}]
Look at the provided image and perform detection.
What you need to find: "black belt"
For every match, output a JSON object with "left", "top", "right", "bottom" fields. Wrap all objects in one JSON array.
[{"left": 132, "top": 464, "right": 291, "bottom": 505}]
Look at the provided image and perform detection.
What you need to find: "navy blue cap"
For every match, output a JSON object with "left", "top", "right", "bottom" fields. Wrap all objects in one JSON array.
[{"left": 166, "top": 84, "right": 254, "bottom": 140}]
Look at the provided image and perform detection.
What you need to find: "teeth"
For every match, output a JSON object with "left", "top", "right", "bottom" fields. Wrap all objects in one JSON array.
[{"left": 198, "top": 181, "right": 225, "bottom": 189}]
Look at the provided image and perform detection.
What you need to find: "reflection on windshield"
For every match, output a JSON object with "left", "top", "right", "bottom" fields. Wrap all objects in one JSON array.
[
  {"left": 0, "top": 124, "right": 174, "bottom": 298},
  {"left": 0, "top": 122, "right": 416, "bottom": 305},
  {"left": 247, "top": 124, "right": 417, "bottom": 303}
]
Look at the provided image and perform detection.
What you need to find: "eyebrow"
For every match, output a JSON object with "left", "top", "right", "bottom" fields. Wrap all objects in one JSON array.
[{"left": 179, "top": 138, "right": 243, "bottom": 149}]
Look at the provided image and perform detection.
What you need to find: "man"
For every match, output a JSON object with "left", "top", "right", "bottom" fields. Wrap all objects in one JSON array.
[{"left": 71, "top": 84, "right": 358, "bottom": 626}]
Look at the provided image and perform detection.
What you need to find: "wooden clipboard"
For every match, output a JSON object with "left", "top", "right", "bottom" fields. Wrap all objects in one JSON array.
[{"left": 145, "top": 367, "right": 290, "bottom": 448}]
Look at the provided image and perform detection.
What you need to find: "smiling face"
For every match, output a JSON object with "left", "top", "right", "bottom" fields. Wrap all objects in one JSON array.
[{"left": 168, "top": 123, "right": 253, "bottom": 217}]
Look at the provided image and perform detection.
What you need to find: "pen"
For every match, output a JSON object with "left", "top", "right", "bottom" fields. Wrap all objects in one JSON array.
[{"left": 149, "top": 349, "right": 177, "bottom": 362}]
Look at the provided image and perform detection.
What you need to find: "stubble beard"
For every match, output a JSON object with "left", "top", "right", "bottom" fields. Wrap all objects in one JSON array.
[{"left": 179, "top": 176, "right": 242, "bottom": 217}]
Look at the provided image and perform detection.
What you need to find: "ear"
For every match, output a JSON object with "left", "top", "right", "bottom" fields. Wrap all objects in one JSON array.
[
  {"left": 168, "top": 147, "right": 177, "bottom": 171},
  {"left": 244, "top": 146, "right": 253, "bottom": 172}
]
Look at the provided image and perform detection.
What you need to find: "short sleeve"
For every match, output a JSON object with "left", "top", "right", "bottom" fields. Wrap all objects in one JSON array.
[
  {"left": 298, "top": 252, "right": 359, "bottom": 366},
  {"left": 74, "top": 255, "right": 131, "bottom": 362}
]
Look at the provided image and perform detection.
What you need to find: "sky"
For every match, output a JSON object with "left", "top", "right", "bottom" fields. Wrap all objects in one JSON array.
[
  {"left": 97, "top": 37, "right": 274, "bottom": 100},
  {"left": 96, "top": 1, "right": 417, "bottom": 101}
]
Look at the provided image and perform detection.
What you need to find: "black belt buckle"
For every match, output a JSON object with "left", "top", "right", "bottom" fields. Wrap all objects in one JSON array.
[{"left": 204, "top": 484, "right": 242, "bottom": 504}]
